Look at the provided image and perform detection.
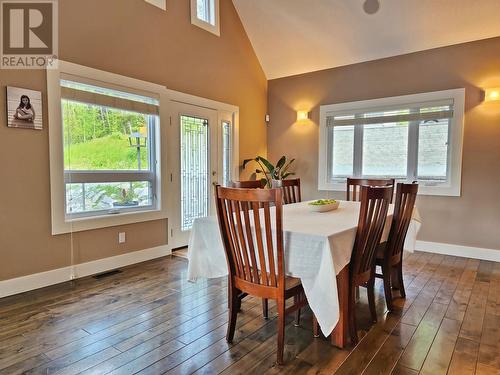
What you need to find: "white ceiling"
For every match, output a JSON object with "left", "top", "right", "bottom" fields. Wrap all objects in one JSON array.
[{"left": 232, "top": 0, "right": 500, "bottom": 79}]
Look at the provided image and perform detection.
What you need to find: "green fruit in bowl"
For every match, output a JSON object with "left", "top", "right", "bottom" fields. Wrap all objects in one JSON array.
[{"left": 308, "top": 199, "right": 337, "bottom": 206}]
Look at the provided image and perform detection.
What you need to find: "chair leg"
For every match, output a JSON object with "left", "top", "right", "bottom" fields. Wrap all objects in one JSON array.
[
  {"left": 391, "top": 266, "right": 400, "bottom": 290},
  {"left": 226, "top": 287, "right": 239, "bottom": 343},
  {"left": 236, "top": 292, "right": 242, "bottom": 312},
  {"left": 312, "top": 314, "right": 319, "bottom": 338},
  {"left": 367, "top": 279, "right": 377, "bottom": 323},
  {"left": 398, "top": 262, "right": 406, "bottom": 298},
  {"left": 349, "top": 286, "right": 358, "bottom": 346},
  {"left": 276, "top": 299, "right": 286, "bottom": 365},
  {"left": 294, "top": 295, "right": 301, "bottom": 326},
  {"left": 262, "top": 298, "right": 269, "bottom": 319},
  {"left": 382, "top": 264, "right": 394, "bottom": 312}
]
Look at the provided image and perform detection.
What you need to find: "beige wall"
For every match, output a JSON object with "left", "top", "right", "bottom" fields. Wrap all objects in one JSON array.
[
  {"left": 268, "top": 37, "right": 500, "bottom": 251},
  {"left": 0, "top": 0, "right": 267, "bottom": 281}
]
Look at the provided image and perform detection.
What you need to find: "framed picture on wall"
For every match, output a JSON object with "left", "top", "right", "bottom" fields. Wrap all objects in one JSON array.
[{"left": 6, "top": 86, "right": 43, "bottom": 130}]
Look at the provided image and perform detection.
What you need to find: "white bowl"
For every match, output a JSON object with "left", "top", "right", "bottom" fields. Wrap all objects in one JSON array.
[{"left": 308, "top": 201, "right": 340, "bottom": 212}]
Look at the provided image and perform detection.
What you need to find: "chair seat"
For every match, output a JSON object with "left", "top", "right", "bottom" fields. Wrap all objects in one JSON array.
[
  {"left": 285, "top": 276, "right": 303, "bottom": 299},
  {"left": 245, "top": 270, "right": 302, "bottom": 295},
  {"left": 285, "top": 276, "right": 301, "bottom": 290}
]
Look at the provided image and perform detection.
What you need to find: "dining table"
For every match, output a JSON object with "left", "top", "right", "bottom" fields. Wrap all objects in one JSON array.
[{"left": 186, "top": 200, "right": 421, "bottom": 348}]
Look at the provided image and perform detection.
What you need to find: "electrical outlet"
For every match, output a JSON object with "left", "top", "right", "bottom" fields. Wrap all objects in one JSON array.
[{"left": 118, "top": 232, "right": 126, "bottom": 244}]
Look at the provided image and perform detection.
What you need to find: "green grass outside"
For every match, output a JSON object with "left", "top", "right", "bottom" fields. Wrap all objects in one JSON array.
[{"left": 64, "top": 134, "right": 149, "bottom": 170}]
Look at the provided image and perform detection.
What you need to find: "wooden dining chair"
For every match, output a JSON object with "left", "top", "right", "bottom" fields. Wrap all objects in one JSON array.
[
  {"left": 346, "top": 178, "right": 395, "bottom": 203},
  {"left": 375, "top": 183, "right": 418, "bottom": 311},
  {"left": 271, "top": 178, "right": 301, "bottom": 204},
  {"left": 231, "top": 180, "right": 266, "bottom": 189},
  {"left": 348, "top": 185, "right": 392, "bottom": 345},
  {"left": 215, "top": 186, "right": 308, "bottom": 365}
]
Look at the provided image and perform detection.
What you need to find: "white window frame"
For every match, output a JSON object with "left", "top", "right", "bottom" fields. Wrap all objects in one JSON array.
[
  {"left": 144, "top": 0, "right": 166, "bottom": 10},
  {"left": 190, "top": 0, "right": 220, "bottom": 36},
  {"left": 47, "top": 61, "right": 169, "bottom": 235},
  {"left": 318, "top": 88, "right": 465, "bottom": 196},
  {"left": 219, "top": 115, "right": 234, "bottom": 187}
]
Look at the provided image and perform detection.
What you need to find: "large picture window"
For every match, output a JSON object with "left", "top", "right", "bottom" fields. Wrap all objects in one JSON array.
[
  {"left": 48, "top": 61, "right": 167, "bottom": 234},
  {"left": 319, "top": 89, "right": 465, "bottom": 196},
  {"left": 61, "top": 79, "right": 159, "bottom": 218}
]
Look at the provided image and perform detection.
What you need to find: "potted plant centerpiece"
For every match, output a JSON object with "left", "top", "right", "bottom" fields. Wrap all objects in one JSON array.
[{"left": 242, "top": 155, "right": 295, "bottom": 187}]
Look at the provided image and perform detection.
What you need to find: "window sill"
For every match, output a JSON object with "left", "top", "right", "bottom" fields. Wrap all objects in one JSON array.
[
  {"left": 191, "top": 18, "right": 220, "bottom": 36},
  {"left": 144, "top": 0, "right": 166, "bottom": 10},
  {"left": 318, "top": 181, "right": 461, "bottom": 197},
  {"left": 52, "top": 207, "right": 167, "bottom": 235}
]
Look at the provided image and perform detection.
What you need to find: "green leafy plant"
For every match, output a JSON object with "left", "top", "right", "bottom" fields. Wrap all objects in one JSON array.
[
  {"left": 113, "top": 188, "right": 139, "bottom": 205},
  {"left": 242, "top": 156, "right": 295, "bottom": 187}
]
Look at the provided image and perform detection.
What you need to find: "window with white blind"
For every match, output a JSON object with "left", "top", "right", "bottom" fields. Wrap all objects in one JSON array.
[
  {"left": 319, "top": 89, "right": 465, "bottom": 196},
  {"left": 191, "top": 0, "right": 220, "bottom": 36},
  {"left": 48, "top": 61, "right": 167, "bottom": 234},
  {"left": 61, "top": 77, "right": 160, "bottom": 218}
]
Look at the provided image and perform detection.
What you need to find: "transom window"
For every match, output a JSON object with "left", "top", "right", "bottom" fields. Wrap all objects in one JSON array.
[
  {"left": 196, "top": 0, "right": 214, "bottom": 24},
  {"left": 319, "top": 89, "right": 465, "bottom": 196},
  {"left": 61, "top": 78, "right": 160, "bottom": 218},
  {"left": 191, "top": 0, "right": 220, "bottom": 36}
]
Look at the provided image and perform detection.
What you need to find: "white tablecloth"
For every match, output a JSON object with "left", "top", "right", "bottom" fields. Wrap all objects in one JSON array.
[{"left": 187, "top": 200, "right": 421, "bottom": 336}]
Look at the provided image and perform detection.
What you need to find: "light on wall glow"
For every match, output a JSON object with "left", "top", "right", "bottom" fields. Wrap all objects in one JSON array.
[
  {"left": 297, "top": 110, "right": 309, "bottom": 121},
  {"left": 484, "top": 88, "right": 500, "bottom": 102}
]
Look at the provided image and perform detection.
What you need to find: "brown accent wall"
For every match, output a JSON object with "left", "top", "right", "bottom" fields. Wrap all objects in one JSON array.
[
  {"left": 268, "top": 37, "right": 500, "bottom": 250},
  {"left": 0, "top": 0, "right": 267, "bottom": 280}
]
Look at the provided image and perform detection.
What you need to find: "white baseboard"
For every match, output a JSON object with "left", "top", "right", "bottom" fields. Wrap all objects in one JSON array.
[
  {"left": 0, "top": 245, "right": 171, "bottom": 298},
  {"left": 415, "top": 241, "right": 500, "bottom": 262},
  {"left": 2, "top": 241, "right": 497, "bottom": 299}
]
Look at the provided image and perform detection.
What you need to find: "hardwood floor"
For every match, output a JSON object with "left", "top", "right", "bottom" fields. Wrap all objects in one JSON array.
[
  {"left": 0, "top": 252, "right": 498, "bottom": 374},
  {"left": 172, "top": 247, "right": 188, "bottom": 260}
]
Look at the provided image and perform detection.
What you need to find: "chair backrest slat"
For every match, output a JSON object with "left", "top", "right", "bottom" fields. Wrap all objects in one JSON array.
[
  {"left": 252, "top": 201, "right": 269, "bottom": 286},
  {"left": 275, "top": 200, "right": 284, "bottom": 288},
  {"left": 221, "top": 199, "right": 244, "bottom": 278},
  {"left": 386, "top": 183, "right": 418, "bottom": 263},
  {"left": 271, "top": 178, "right": 301, "bottom": 205},
  {"left": 232, "top": 200, "right": 253, "bottom": 282},
  {"left": 263, "top": 201, "right": 278, "bottom": 287},
  {"left": 346, "top": 178, "right": 395, "bottom": 203},
  {"left": 241, "top": 202, "right": 260, "bottom": 283},
  {"left": 350, "top": 185, "right": 392, "bottom": 285},
  {"left": 215, "top": 186, "right": 284, "bottom": 291},
  {"left": 230, "top": 201, "right": 248, "bottom": 280}
]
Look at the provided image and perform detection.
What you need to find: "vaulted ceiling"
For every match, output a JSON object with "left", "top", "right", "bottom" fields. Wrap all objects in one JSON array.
[{"left": 232, "top": 0, "right": 500, "bottom": 79}]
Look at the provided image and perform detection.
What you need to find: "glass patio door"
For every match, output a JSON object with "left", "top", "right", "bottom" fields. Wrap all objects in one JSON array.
[{"left": 168, "top": 102, "right": 219, "bottom": 249}]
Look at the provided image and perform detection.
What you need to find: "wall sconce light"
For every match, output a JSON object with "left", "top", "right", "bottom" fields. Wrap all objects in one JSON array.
[
  {"left": 484, "top": 87, "right": 500, "bottom": 102},
  {"left": 297, "top": 110, "right": 310, "bottom": 121}
]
